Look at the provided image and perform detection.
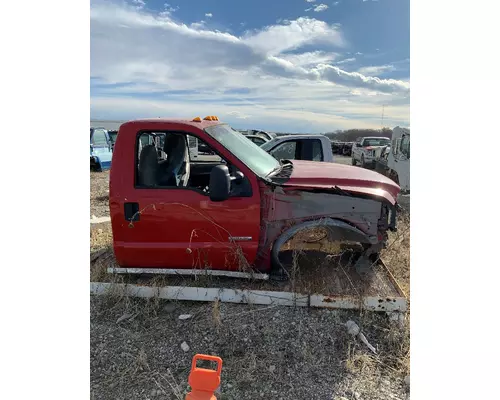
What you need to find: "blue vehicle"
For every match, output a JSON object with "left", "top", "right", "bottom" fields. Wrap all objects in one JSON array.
[{"left": 90, "top": 127, "right": 114, "bottom": 171}]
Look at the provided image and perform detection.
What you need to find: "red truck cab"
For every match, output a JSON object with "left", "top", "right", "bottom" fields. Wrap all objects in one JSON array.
[{"left": 109, "top": 117, "right": 400, "bottom": 276}]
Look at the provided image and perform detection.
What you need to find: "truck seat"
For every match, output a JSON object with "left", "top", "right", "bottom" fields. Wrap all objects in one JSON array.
[
  {"left": 158, "top": 134, "right": 191, "bottom": 187},
  {"left": 138, "top": 145, "right": 159, "bottom": 187}
]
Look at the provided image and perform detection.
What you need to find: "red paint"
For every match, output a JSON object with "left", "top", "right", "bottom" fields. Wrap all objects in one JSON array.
[
  {"left": 284, "top": 160, "right": 400, "bottom": 204},
  {"left": 110, "top": 119, "right": 261, "bottom": 270},
  {"left": 110, "top": 119, "right": 400, "bottom": 272}
]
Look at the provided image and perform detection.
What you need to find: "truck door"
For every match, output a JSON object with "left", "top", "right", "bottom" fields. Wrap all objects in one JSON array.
[{"left": 113, "top": 130, "right": 261, "bottom": 271}]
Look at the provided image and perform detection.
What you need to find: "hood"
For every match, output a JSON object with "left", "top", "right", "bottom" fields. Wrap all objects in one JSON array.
[{"left": 282, "top": 160, "right": 401, "bottom": 205}]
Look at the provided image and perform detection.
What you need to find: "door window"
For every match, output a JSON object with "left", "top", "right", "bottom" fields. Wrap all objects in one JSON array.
[
  {"left": 400, "top": 135, "right": 410, "bottom": 158},
  {"left": 270, "top": 141, "right": 297, "bottom": 160},
  {"left": 311, "top": 140, "right": 323, "bottom": 161}
]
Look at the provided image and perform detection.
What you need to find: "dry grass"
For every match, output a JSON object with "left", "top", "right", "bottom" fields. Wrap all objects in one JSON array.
[{"left": 381, "top": 210, "right": 410, "bottom": 296}]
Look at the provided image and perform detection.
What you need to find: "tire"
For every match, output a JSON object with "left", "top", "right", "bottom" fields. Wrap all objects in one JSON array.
[
  {"left": 352, "top": 156, "right": 357, "bottom": 166},
  {"left": 361, "top": 154, "right": 366, "bottom": 167}
]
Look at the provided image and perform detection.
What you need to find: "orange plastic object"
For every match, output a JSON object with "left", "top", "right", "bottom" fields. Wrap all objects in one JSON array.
[
  {"left": 192, "top": 117, "right": 202, "bottom": 122},
  {"left": 185, "top": 354, "right": 223, "bottom": 400}
]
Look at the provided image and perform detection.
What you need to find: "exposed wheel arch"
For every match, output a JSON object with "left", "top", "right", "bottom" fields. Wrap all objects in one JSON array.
[{"left": 270, "top": 218, "right": 376, "bottom": 274}]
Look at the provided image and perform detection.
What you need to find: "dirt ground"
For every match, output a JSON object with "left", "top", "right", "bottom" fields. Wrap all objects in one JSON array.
[
  {"left": 90, "top": 171, "right": 110, "bottom": 218},
  {"left": 90, "top": 168, "right": 410, "bottom": 400}
]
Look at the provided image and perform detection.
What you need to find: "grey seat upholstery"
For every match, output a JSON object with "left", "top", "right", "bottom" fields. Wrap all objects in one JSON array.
[
  {"left": 158, "top": 134, "right": 190, "bottom": 187},
  {"left": 137, "top": 145, "right": 158, "bottom": 187}
]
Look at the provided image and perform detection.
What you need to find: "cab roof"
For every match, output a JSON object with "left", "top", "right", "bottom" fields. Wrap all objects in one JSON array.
[{"left": 120, "top": 118, "right": 223, "bottom": 131}]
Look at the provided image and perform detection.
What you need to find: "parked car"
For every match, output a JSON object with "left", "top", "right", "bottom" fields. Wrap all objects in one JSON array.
[
  {"left": 351, "top": 137, "right": 391, "bottom": 168},
  {"left": 108, "top": 116, "right": 400, "bottom": 277},
  {"left": 90, "top": 127, "right": 114, "bottom": 171}
]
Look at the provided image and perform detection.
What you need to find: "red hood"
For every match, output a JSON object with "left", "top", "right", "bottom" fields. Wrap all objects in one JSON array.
[{"left": 282, "top": 160, "right": 400, "bottom": 205}]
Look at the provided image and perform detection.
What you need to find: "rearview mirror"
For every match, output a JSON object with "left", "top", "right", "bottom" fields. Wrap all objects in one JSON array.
[{"left": 209, "top": 165, "right": 231, "bottom": 202}]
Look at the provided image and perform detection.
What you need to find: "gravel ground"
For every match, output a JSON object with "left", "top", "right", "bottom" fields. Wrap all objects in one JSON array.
[
  {"left": 91, "top": 298, "right": 409, "bottom": 400},
  {"left": 91, "top": 171, "right": 110, "bottom": 218},
  {"left": 333, "top": 155, "right": 353, "bottom": 165}
]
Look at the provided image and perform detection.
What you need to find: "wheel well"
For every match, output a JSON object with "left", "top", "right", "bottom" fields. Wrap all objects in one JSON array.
[{"left": 270, "top": 218, "right": 374, "bottom": 272}]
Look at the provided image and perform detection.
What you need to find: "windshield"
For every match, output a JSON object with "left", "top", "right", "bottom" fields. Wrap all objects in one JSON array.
[
  {"left": 362, "top": 138, "right": 390, "bottom": 147},
  {"left": 205, "top": 124, "right": 280, "bottom": 177}
]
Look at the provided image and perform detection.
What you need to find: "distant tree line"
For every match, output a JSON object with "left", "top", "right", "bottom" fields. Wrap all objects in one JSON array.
[
  {"left": 271, "top": 128, "right": 393, "bottom": 142},
  {"left": 323, "top": 128, "right": 393, "bottom": 142}
]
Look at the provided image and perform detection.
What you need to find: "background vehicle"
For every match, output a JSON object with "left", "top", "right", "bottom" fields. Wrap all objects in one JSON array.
[
  {"left": 109, "top": 116, "right": 399, "bottom": 276},
  {"left": 342, "top": 142, "right": 353, "bottom": 156},
  {"left": 261, "top": 135, "right": 334, "bottom": 162},
  {"left": 245, "top": 134, "right": 269, "bottom": 146},
  {"left": 241, "top": 129, "right": 277, "bottom": 141},
  {"left": 375, "top": 127, "right": 410, "bottom": 192},
  {"left": 90, "top": 127, "right": 114, "bottom": 171},
  {"left": 351, "top": 136, "right": 391, "bottom": 168}
]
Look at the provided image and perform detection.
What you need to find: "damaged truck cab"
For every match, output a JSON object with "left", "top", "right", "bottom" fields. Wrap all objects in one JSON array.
[{"left": 109, "top": 117, "right": 400, "bottom": 276}]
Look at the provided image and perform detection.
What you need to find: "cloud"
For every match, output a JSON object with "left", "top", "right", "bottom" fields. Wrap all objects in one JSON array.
[
  {"left": 90, "top": 0, "right": 409, "bottom": 130},
  {"left": 335, "top": 57, "right": 356, "bottom": 65},
  {"left": 305, "top": 0, "right": 316, "bottom": 2},
  {"left": 190, "top": 20, "right": 206, "bottom": 29},
  {"left": 131, "top": 0, "right": 145, "bottom": 9},
  {"left": 205, "top": 13, "right": 213, "bottom": 18},
  {"left": 313, "top": 4, "right": 329, "bottom": 12},
  {"left": 160, "top": 3, "right": 179, "bottom": 16},
  {"left": 333, "top": 1, "right": 340, "bottom": 5},
  {"left": 242, "top": 18, "right": 344, "bottom": 55},
  {"left": 357, "top": 64, "right": 395, "bottom": 76},
  {"left": 279, "top": 51, "right": 338, "bottom": 67}
]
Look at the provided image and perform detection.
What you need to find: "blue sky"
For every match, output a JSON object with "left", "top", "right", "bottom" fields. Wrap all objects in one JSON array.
[{"left": 90, "top": 0, "right": 409, "bottom": 132}]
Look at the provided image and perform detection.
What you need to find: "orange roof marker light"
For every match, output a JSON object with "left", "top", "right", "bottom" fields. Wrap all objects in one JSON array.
[
  {"left": 186, "top": 354, "right": 223, "bottom": 400},
  {"left": 203, "top": 116, "right": 219, "bottom": 121},
  {"left": 192, "top": 117, "right": 202, "bottom": 122}
]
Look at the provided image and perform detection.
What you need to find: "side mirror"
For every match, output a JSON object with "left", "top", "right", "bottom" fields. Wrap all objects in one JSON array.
[
  {"left": 209, "top": 165, "right": 231, "bottom": 202},
  {"left": 355, "top": 143, "right": 361, "bottom": 147}
]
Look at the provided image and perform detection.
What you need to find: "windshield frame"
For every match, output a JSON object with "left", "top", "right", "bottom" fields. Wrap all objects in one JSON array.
[{"left": 204, "top": 124, "right": 281, "bottom": 178}]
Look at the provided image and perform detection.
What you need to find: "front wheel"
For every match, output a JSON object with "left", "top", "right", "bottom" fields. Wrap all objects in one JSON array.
[
  {"left": 361, "top": 154, "right": 366, "bottom": 167},
  {"left": 352, "top": 156, "right": 357, "bottom": 166}
]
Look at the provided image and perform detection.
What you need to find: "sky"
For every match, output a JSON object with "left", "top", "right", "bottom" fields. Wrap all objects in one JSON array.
[{"left": 90, "top": 0, "right": 410, "bottom": 132}]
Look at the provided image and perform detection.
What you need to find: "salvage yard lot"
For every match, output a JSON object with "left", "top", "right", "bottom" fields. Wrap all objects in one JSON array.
[{"left": 90, "top": 159, "right": 410, "bottom": 400}]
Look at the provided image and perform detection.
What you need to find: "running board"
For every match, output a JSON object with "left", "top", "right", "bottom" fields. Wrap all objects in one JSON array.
[{"left": 107, "top": 267, "right": 269, "bottom": 281}]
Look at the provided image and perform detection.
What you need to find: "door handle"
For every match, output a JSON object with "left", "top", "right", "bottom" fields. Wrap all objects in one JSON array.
[{"left": 124, "top": 202, "right": 140, "bottom": 222}]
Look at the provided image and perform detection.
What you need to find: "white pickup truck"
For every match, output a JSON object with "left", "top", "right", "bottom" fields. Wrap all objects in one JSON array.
[{"left": 351, "top": 136, "right": 391, "bottom": 168}]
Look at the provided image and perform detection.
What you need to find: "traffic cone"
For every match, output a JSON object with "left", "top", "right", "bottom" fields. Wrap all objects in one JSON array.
[{"left": 185, "top": 354, "right": 223, "bottom": 400}]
